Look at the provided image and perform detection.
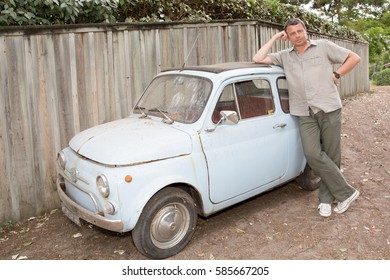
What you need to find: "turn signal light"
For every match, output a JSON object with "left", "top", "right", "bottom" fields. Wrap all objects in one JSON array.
[{"left": 125, "top": 175, "right": 133, "bottom": 183}]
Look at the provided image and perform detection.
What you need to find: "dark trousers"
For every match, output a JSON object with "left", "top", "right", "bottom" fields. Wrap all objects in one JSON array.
[{"left": 299, "top": 109, "right": 355, "bottom": 203}]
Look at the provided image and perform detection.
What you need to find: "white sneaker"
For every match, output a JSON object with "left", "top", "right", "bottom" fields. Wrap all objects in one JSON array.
[
  {"left": 318, "top": 203, "right": 331, "bottom": 217},
  {"left": 334, "top": 190, "right": 360, "bottom": 214}
]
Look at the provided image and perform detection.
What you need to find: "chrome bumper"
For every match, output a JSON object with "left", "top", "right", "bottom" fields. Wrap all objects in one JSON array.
[{"left": 57, "top": 177, "right": 124, "bottom": 232}]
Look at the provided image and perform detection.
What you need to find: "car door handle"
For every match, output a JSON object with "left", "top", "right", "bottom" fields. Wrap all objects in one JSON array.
[{"left": 273, "top": 123, "right": 287, "bottom": 129}]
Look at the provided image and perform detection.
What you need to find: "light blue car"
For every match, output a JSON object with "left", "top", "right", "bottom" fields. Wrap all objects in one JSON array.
[{"left": 57, "top": 62, "right": 319, "bottom": 259}]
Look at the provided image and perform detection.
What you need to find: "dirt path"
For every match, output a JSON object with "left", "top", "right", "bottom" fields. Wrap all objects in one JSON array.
[{"left": 1, "top": 86, "right": 389, "bottom": 260}]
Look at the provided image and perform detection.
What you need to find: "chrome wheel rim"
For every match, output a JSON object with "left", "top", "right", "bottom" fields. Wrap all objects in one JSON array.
[{"left": 150, "top": 202, "right": 190, "bottom": 249}]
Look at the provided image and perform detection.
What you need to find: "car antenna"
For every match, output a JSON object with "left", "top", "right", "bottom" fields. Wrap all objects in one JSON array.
[{"left": 180, "top": 29, "right": 200, "bottom": 71}]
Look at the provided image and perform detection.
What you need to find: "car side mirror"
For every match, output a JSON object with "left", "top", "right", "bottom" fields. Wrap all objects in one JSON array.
[
  {"left": 221, "top": 110, "right": 239, "bottom": 125},
  {"left": 206, "top": 110, "right": 238, "bottom": 132}
]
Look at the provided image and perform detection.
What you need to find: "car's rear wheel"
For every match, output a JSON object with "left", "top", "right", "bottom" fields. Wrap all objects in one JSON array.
[
  {"left": 132, "top": 187, "right": 197, "bottom": 259},
  {"left": 295, "top": 164, "right": 321, "bottom": 191}
]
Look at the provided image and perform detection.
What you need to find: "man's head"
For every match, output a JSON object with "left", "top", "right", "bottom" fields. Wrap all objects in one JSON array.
[
  {"left": 284, "top": 18, "right": 306, "bottom": 32},
  {"left": 284, "top": 18, "right": 308, "bottom": 48}
]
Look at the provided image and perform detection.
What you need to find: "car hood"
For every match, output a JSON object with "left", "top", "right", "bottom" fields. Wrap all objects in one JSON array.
[{"left": 69, "top": 117, "right": 192, "bottom": 165}]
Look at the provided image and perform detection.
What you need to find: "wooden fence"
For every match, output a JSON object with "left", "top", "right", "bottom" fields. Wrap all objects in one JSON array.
[{"left": 0, "top": 20, "right": 369, "bottom": 222}]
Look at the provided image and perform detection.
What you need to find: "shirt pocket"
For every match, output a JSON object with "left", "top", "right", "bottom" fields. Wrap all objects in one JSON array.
[{"left": 308, "top": 55, "right": 323, "bottom": 65}]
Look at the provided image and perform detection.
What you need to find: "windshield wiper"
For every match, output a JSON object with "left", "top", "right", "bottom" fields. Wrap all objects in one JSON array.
[{"left": 148, "top": 108, "right": 174, "bottom": 124}]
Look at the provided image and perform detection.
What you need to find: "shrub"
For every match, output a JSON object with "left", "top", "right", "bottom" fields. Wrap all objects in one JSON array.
[
  {"left": 0, "top": 219, "right": 16, "bottom": 233},
  {"left": 373, "top": 68, "right": 390, "bottom": 86},
  {"left": 0, "top": 0, "right": 118, "bottom": 25}
]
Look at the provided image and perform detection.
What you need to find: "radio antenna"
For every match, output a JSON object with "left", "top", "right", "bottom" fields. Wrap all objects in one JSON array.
[{"left": 181, "top": 29, "right": 200, "bottom": 70}]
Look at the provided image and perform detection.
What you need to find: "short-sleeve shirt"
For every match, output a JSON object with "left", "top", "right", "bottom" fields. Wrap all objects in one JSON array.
[{"left": 268, "top": 39, "right": 350, "bottom": 116}]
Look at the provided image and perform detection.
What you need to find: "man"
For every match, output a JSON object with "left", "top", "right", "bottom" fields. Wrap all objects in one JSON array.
[{"left": 253, "top": 18, "right": 361, "bottom": 217}]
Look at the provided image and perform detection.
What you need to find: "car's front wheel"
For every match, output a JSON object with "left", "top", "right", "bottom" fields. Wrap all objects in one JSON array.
[{"left": 132, "top": 187, "right": 197, "bottom": 259}]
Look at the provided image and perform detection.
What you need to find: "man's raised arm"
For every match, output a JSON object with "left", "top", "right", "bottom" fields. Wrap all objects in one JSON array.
[{"left": 252, "top": 31, "right": 287, "bottom": 64}]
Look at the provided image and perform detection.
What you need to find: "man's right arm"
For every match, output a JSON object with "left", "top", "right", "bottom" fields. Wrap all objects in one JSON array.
[{"left": 252, "top": 31, "right": 287, "bottom": 64}]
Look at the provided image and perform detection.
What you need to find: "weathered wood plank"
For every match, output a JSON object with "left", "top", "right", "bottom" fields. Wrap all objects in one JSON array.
[{"left": 0, "top": 35, "right": 12, "bottom": 221}]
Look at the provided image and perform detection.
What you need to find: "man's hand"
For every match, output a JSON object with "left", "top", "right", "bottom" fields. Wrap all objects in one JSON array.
[
  {"left": 332, "top": 74, "right": 339, "bottom": 87},
  {"left": 274, "top": 31, "right": 288, "bottom": 41}
]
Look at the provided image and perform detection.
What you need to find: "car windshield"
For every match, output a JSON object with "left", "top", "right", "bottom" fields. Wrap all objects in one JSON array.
[{"left": 133, "top": 74, "right": 212, "bottom": 124}]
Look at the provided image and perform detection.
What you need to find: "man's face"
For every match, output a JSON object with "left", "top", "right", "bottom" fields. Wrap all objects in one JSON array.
[{"left": 286, "top": 23, "right": 307, "bottom": 47}]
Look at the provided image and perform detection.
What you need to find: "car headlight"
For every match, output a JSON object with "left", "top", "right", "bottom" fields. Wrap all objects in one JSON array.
[
  {"left": 104, "top": 201, "right": 116, "bottom": 215},
  {"left": 57, "top": 152, "right": 66, "bottom": 170},
  {"left": 96, "top": 175, "right": 110, "bottom": 198}
]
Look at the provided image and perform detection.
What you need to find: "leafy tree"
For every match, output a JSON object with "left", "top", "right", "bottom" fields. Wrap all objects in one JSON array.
[
  {"left": 302, "top": 0, "right": 389, "bottom": 76},
  {"left": 309, "top": 0, "right": 388, "bottom": 24},
  {"left": 350, "top": 10, "right": 390, "bottom": 64}
]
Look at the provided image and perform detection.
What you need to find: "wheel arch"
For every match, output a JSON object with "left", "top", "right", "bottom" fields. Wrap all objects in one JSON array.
[{"left": 156, "top": 183, "right": 205, "bottom": 217}]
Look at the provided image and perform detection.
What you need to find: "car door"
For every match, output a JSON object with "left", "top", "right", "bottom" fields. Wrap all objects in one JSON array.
[{"left": 200, "top": 77, "right": 289, "bottom": 203}]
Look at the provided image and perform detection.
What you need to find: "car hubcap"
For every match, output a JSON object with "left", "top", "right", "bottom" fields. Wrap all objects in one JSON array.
[{"left": 151, "top": 203, "right": 190, "bottom": 249}]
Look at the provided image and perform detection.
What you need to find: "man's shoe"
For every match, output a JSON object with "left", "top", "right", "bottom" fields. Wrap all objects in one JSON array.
[
  {"left": 318, "top": 203, "right": 331, "bottom": 217},
  {"left": 334, "top": 190, "right": 360, "bottom": 214}
]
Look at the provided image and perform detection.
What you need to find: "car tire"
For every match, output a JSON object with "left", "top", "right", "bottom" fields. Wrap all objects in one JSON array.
[
  {"left": 295, "top": 164, "right": 321, "bottom": 191},
  {"left": 132, "top": 187, "right": 197, "bottom": 259}
]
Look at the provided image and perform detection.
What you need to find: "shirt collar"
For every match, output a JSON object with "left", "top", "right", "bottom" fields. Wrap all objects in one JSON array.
[{"left": 289, "top": 39, "right": 318, "bottom": 52}]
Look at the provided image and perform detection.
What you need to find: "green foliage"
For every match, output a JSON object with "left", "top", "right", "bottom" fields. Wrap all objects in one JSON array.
[
  {"left": 370, "top": 51, "right": 389, "bottom": 79},
  {"left": 116, "top": 0, "right": 213, "bottom": 23},
  {"left": 0, "top": 0, "right": 119, "bottom": 25},
  {"left": 350, "top": 10, "right": 390, "bottom": 64},
  {"left": 0, "top": 0, "right": 49, "bottom": 25},
  {"left": 0, "top": 219, "right": 16, "bottom": 232},
  {"left": 115, "top": 0, "right": 363, "bottom": 40},
  {"left": 372, "top": 49, "right": 390, "bottom": 79},
  {"left": 0, "top": 0, "right": 365, "bottom": 41},
  {"left": 309, "top": 1, "right": 389, "bottom": 65},
  {"left": 372, "top": 68, "right": 390, "bottom": 86},
  {"left": 310, "top": 0, "right": 388, "bottom": 24}
]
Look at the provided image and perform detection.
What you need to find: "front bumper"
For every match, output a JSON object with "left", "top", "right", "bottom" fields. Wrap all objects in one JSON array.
[{"left": 57, "top": 176, "right": 124, "bottom": 232}]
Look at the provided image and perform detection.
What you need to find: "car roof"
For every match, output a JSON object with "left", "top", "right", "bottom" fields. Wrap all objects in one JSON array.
[{"left": 163, "top": 62, "right": 276, "bottom": 74}]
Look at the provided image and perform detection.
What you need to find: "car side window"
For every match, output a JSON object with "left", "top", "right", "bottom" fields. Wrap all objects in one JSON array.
[
  {"left": 212, "top": 84, "right": 238, "bottom": 123},
  {"left": 235, "top": 79, "right": 275, "bottom": 119},
  {"left": 277, "top": 77, "right": 290, "bottom": 113}
]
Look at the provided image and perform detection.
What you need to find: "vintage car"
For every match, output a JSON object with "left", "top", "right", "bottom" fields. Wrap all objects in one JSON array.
[{"left": 56, "top": 62, "right": 319, "bottom": 259}]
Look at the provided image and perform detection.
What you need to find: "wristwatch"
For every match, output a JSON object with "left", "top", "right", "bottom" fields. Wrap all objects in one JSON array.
[{"left": 333, "top": 71, "right": 341, "bottom": 79}]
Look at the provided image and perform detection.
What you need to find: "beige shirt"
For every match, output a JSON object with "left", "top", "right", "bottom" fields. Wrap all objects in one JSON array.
[{"left": 268, "top": 39, "right": 350, "bottom": 116}]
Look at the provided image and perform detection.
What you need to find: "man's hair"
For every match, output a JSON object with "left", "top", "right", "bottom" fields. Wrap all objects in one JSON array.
[{"left": 284, "top": 18, "right": 306, "bottom": 32}]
